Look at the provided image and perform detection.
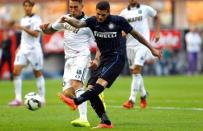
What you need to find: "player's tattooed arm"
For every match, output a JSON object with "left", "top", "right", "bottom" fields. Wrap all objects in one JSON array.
[
  {"left": 130, "top": 29, "right": 162, "bottom": 59},
  {"left": 40, "top": 23, "right": 57, "bottom": 34},
  {"left": 61, "top": 15, "right": 87, "bottom": 28}
]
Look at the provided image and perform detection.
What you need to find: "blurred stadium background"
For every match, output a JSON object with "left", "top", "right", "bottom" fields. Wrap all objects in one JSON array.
[{"left": 0, "top": 0, "right": 203, "bottom": 79}]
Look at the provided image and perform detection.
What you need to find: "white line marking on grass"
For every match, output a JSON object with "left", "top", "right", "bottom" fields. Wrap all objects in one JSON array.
[{"left": 108, "top": 105, "right": 203, "bottom": 111}]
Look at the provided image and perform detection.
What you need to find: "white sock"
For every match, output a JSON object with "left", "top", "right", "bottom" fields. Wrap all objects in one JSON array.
[
  {"left": 75, "top": 88, "right": 87, "bottom": 121},
  {"left": 140, "top": 75, "right": 147, "bottom": 97},
  {"left": 36, "top": 76, "right": 45, "bottom": 103},
  {"left": 14, "top": 76, "right": 22, "bottom": 101},
  {"left": 129, "top": 74, "right": 142, "bottom": 103}
]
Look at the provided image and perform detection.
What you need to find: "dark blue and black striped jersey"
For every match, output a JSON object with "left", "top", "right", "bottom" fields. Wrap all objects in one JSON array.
[{"left": 85, "top": 15, "right": 133, "bottom": 57}]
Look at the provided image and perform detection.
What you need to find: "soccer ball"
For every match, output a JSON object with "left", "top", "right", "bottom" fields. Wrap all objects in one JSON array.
[{"left": 24, "top": 92, "right": 42, "bottom": 111}]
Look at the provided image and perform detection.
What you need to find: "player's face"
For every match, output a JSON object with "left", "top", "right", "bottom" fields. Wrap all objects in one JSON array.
[
  {"left": 96, "top": 9, "right": 109, "bottom": 23},
  {"left": 129, "top": 0, "right": 138, "bottom": 6},
  {"left": 69, "top": 1, "right": 83, "bottom": 18},
  {"left": 23, "top": 2, "right": 33, "bottom": 16}
]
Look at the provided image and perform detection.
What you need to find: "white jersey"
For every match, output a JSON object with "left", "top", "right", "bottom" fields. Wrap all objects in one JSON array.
[
  {"left": 185, "top": 32, "right": 202, "bottom": 53},
  {"left": 52, "top": 14, "right": 95, "bottom": 58},
  {"left": 120, "top": 4, "right": 157, "bottom": 47},
  {"left": 20, "top": 14, "right": 42, "bottom": 50}
]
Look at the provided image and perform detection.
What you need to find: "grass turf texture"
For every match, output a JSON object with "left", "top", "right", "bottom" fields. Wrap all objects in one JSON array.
[{"left": 0, "top": 75, "right": 203, "bottom": 131}]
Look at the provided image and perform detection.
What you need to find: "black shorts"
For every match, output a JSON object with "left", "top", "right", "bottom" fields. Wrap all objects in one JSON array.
[{"left": 88, "top": 54, "right": 125, "bottom": 88}]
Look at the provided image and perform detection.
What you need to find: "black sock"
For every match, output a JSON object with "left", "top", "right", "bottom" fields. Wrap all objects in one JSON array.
[
  {"left": 101, "top": 113, "right": 111, "bottom": 125},
  {"left": 74, "top": 84, "right": 104, "bottom": 105},
  {"left": 89, "top": 95, "right": 111, "bottom": 125},
  {"left": 89, "top": 95, "right": 105, "bottom": 117}
]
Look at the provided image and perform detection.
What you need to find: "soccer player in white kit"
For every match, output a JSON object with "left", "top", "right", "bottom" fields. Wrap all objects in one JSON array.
[
  {"left": 8, "top": 0, "right": 46, "bottom": 106},
  {"left": 40, "top": 0, "right": 95, "bottom": 127},
  {"left": 120, "top": 0, "right": 160, "bottom": 109}
]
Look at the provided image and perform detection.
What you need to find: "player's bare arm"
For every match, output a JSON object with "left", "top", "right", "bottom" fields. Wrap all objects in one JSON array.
[
  {"left": 89, "top": 48, "right": 101, "bottom": 70},
  {"left": 40, "top": 23, "right": 57, "bottom": 34},
  {"left": 62, "top": 16, "right": 87, "bottom": 28},
  {"left": 154, "top": 14, "right": 160, "bottom": 42},
  {"left": 130, "top": 29, "right": 162, "bottom": 59}
]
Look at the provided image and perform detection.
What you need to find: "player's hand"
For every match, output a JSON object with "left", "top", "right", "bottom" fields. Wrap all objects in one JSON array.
[
  {"left": 89, "top": 59, "right": 99, "bottom": 70},
  {"left": 40, "top": 23, "right": 49, "bottom": 32},
  {"left": 151, "top": 48, "right": 162, "bottom": 60},
  {"left": 61, "top": 15, "right": 72, "bottom": 23},
  {"left": 154, "top": 33, "right": 160, "bottom": 42}
]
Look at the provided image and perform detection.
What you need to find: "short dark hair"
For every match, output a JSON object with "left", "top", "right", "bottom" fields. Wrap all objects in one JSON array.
[
  {"left": 96, "top": 1, "right": 110, "bottom": 11},
  {"left": 70, "top": 0, "right": 83, "bottom": 3},
  {"left": 23, "top": 0, "right": 35, "bottom": 6}
]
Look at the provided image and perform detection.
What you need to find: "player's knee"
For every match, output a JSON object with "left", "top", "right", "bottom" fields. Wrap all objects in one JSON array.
[
  {"left": 71, "top": 80, "right": 83, "bottom": 90},
  {"left": 131, "top": 66, "right": 142, "bottom": 74},
  {"left": 63, "top": 88, "right": 75, "bottom": 98},
  {"left": 13, "top": 68, "right": 21, "bottom": 76},
  {"left": 33, "top": 70, "right": 43, "bottom": 78}
]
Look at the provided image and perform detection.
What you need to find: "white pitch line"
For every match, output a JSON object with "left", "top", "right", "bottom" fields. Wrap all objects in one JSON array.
[{"left": 107, "top": 105, "right": 203, "bottom": 111}]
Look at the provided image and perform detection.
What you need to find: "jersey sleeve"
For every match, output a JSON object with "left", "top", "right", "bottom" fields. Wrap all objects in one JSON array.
[
  {"left": 85, "top": 16, "right": 95, "bottom": 29},
  {"left": 33, "top": 16, "right": 42, "bottom": 31},
  {"left": 146, "top": 6, "right": 157, "bottom": 17},
  {"left": 52, "top": 16, "right": 66, "bottom": 31},
  {"left": 119, "top": 16, "right": 133, "bottom": 33}
]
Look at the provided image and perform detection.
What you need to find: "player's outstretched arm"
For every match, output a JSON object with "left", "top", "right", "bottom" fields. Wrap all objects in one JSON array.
[
  {"left": 130, "top": 29, "right": 162, "bottom": 59},
  {"left": 62, "top": 16, "right": 87, "bottom": 28},
  {"left": 40, "top": 23, "right": 57, "bottom": 34},
  {"left": 154, "top": 14, "right": 160, "bottom": 42}
]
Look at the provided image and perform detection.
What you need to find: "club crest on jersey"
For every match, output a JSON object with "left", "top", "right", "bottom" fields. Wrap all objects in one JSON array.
[
  {"left": 108, "top": 23, "right": 115, "bottom": 30},
  {"left": 138, "top": 10, "right": 142, "bottom": 14}
]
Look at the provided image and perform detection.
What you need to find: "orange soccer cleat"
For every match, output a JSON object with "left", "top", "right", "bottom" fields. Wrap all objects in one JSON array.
[
  {"left": 58, "top": 93, "right": 77, "bottom": 110},
  {"left": 123, "top": 100, "right": 134, "bottom": 109},
  {"left": 140, "top": 95, "right": 147, "bottom": 109},
  {"left": 92, "top": 123, "right": 113, "bottom": 129}
]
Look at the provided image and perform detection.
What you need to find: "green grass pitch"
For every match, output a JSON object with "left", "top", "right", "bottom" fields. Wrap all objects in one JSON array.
[{"left": 0, "top": 75, "right": 203, "bottom": 131}]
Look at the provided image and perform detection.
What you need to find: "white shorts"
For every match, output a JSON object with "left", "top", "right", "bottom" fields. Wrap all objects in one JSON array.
[
  {"left": 62, "top": 54, "right": 90, "bottom": 91},
  {"left": 127, "top": 45, "right": 148, "bottom": 68},
  {"left": 14, "top": 46, "right": 43, "bottom": 70}
]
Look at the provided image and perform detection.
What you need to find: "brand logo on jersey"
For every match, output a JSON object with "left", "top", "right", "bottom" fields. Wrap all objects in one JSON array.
[
  {"left": 108, "top": 23, "right": 115, "bottom": 30},
  {"left": 94, "top": 31, "right": 117, "bottom": 38},
  {"left": 127, "top": 16, "right": 142, "bottom": 23},
  {"left": 64, "top": 23, "right": 79, "bottom": 33}
]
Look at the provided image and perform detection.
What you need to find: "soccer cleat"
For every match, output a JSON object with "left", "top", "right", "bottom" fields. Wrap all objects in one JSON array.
[
  {"left": 58, "top": 93, "right": 77, "bottom": 110},
  {"left": 8, "top": 99, "right": 22, "bottom": 106},
  {"left": 123, "top": 100, "right": 134, "bottom": 109},
  {"left": 71, "top": 118, "right": 90, "bottom": 127},
  {"left": 92, "top": 123, "right": 113, "bottom": 129},
  {"left": 140, "top": 95, "right": 147, "bottom": 109},
  {"left": 99, "top": 92, "right": 106, "bottom": 110}
]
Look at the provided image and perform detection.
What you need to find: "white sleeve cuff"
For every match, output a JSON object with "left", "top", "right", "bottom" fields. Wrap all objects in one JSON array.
[{"left": 51, "top": 22, "right": 64, "bottom": 30}]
